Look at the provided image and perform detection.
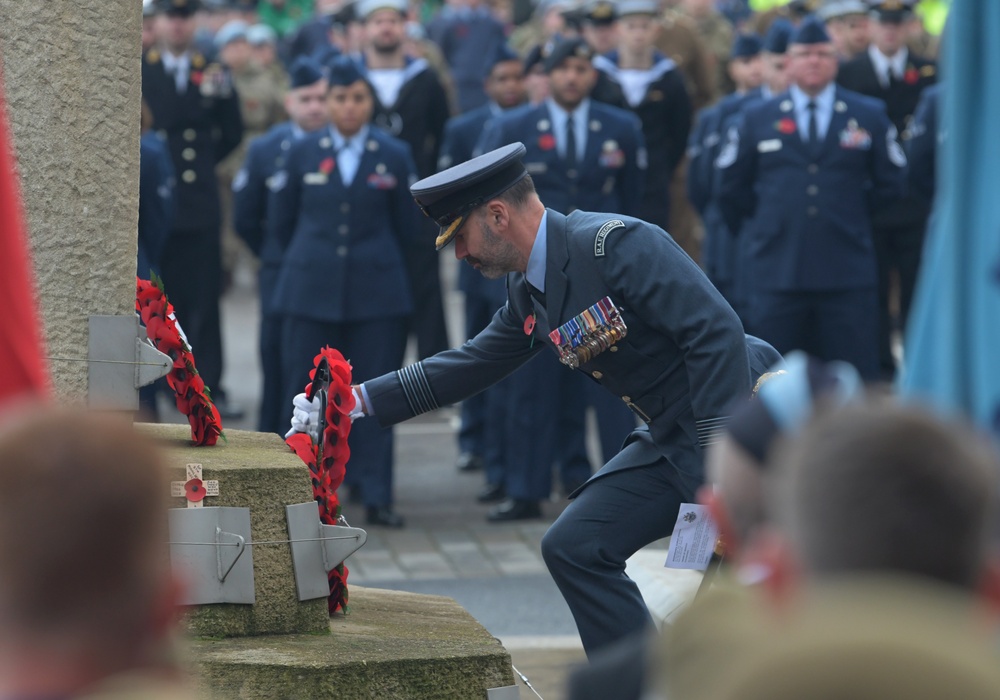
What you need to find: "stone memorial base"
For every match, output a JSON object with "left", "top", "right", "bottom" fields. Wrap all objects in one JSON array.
[{"left": 192, "top": 586, "right": 515, "bottom": 699}]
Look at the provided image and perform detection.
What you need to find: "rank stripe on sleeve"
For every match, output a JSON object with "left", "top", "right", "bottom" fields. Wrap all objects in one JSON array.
[
  {"left": 695, "top": 416, "right": 729, "bottom": 449},
  {"left": 396, "top": 362, "right": 439, "bottom": 416}
]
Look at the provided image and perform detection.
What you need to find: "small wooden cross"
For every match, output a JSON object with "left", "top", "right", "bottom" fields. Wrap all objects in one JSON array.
[{"left": 171, "top": 463, "right": 220, "bottom": 508}]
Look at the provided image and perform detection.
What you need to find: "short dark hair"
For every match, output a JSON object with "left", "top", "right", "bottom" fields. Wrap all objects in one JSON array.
[
  {"left": 495, "top": 173, "right": 536, "bottom": 210},
  {"left": 768, "top": 400, "right": 999, "bottom": 589}
]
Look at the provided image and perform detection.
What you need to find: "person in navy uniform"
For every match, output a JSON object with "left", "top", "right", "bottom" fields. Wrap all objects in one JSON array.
[
  {"left": 269, "top": 57, "right": 421, "bottom": 528},
  {"left": 232, "top": 57, "right": 328, "bottom": 435},
  {"left": 685, "top": 32, "right": 764, "bottom": 311},
  {"left": 286, "top": 143, "right": 781, "bottom": 655},
  {"left": 593, "top": 0, "right": 693, "bottom": 231},
  {"left": 358, "top": 0, "right": 453, "bottom": 360},
  {"left": 142, "top": 0, "right": 244, "bottom": 418},
  {"left": 138, "top": 99, "right": 175, "bottom": 281},
  {"left": 439, "top": 45, "right": 528, "bottom": 501},
  {"left": 716, "top": 18, "right": 906, "bottom": 380},
  {"left": 836, "top": 0, "right": 937, "bottom": 379},
  {"left": 478, "top": 38, "right": 646, "bottom": 522},
  {"left": 905, "top": 82, "right": 939, "bottom": 204}
]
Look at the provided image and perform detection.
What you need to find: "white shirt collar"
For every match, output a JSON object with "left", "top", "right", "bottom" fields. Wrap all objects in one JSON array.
[
  {"left": 331, "top": 125, "right": 369, "bottom": 152},
  {"left": 868, "top": 44, "right": 909, "bottom": 87},
  {"left": 790, "top": 82, "right": 835, "bottom": 114}
]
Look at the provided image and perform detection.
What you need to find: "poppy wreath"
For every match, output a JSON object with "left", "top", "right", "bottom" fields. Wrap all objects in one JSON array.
[
  {"left": 136, "top": 275, "right": 223, "bottom": 447},
  {"left": 285, "top": 346, "right": 355, "bottom": 614}
]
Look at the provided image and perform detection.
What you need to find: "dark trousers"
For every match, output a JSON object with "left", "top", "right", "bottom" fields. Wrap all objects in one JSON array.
[
  {"left": 746, "top": 286, "right": 879, "bottom": 380},
  {"left": 257, "top": 312, "right": 285, "bottom": 434},
  {"left": 159, "top": 228, "right": 224, "bottom": 396},
  {"left": 404, "top": 220, "right": 450, "bottom": 359},
  {"left": 873, "top": 221, "right": 926, "bottom": 379},
  {"left": 458, "top": 291, "right": 509, "bottom": 485},
  {"left": 541, "top": 444, "right": 689, "bottom": 657},
  {"left": 281, "top": 315, "right": 408, "bottom": 508}
]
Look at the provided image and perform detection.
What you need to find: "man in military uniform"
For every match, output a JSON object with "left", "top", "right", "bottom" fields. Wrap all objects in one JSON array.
[
  {"left": 285, "top": 141, "right": 780, "bottom": 655},
  {"left": 594, "top": 0, "right": 693, "bottom": 232},
  {"left": 233, "top": 57, "right": 327, "bottom": 435},
  {"left": 686, "top": 32, "right": 763, "bottom": 312},
  {"left": 478, "top": 38, "right": 646, "bottom": 522},
  {"left": 359, "top": 0, "right": 453, "bottom": 359},
  {"left": 819, "top": 0, "right": 871, "bottom": 60},
  {"left": 143, "top": 0, "right": 244, "bottom": 416},
  {"left": 717, "top": 18, "right": 906, "bottom": 379},
  {"left": 836, "top": 0, "right": 936, "bottom": 379},
  {"left": 439, "top": 45, "right": 526, "bottom": 496}
]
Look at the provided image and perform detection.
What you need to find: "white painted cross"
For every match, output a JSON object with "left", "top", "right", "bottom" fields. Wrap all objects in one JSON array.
[{"left": 171, "top": 463, "right": 220, "bottom": 508}]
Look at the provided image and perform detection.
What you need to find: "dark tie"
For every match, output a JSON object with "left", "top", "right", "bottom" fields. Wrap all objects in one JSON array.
[
  {"left": 526, "top": 280, "right": 546, "bottom": 305},
  {"left": 807, "top": 100, "right": 819, "bottom": 144},
  {"left": 565, "top": 113, "right": 578, "bottom": 172}
]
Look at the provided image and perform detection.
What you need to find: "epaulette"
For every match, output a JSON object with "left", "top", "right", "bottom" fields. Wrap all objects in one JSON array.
[
  {"left": 145, "top": 48, "right": 160, "bottom": 64},
  {"left": 594, "top": 219, "right": 625, "bottom": 257}
]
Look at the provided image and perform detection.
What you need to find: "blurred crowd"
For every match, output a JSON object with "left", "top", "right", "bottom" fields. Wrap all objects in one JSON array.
[{"left": 138, "top": 0, "right": 945, "bottom": 526}]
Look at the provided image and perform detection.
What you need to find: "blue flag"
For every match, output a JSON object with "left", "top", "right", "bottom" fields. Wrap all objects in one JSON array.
[{"left": 899, "top": 0, "right": 1000, "bottom": 438}]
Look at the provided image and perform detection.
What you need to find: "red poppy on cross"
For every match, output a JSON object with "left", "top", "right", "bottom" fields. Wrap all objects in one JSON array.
[{"left": 171, "top": 463, "right": 220, "bottom": 508}]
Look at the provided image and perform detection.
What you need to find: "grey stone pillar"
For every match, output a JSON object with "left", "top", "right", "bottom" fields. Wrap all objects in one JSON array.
[{"left": 0, "top": 1, "right": 141, "bottom": 398}]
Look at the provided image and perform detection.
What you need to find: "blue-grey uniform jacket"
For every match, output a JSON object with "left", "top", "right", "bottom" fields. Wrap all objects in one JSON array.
[{"left": 366, "top": 209, "right": 777, "bottom": 492}]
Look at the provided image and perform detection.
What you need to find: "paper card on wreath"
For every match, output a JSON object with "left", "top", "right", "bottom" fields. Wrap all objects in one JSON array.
[
  {"left": 170, "top": 463, "right": 220, "bottom": 508},
  {"left": 665, "top": 503, "right": 719, "bottom": 571}
]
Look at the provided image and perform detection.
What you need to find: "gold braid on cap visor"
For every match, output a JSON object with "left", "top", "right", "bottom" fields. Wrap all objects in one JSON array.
[{"left": 435, "top": 214, "right": 465, "bottom": 250}]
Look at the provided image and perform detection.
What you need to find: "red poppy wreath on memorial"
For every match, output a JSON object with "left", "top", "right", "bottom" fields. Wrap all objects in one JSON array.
[
  {"left": 136, "top": 275, "right": 223, "bottom": 447},
  {"left": 285, "top": 346, "right": 355, "bottom": 614}
]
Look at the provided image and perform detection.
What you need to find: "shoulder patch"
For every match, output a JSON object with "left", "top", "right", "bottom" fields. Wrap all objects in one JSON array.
[
  {"left": 594, "top": 220, "right": 625, "bottom": 257},
  {"left": 886, "top": 124, "right": 907, "bottom": 168}
]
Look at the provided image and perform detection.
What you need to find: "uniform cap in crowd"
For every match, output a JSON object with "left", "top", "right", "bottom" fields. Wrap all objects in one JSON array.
[
  {"left": 786, "top": 0, "right": 821, "bottom": 17},
  {"left": 214, "top": 20, "right": 249, "bottom": 48},
  {"left": 764, "top": 18, "right": 794, "bottom": 53},
  {"left": 542, "top": 37, "right": 594, "bottom": 73},
  {"left": 582, "top": 0, "right": 617, "bottom": 25},
  {"left": 490, "top": 44, "right": 522, "bottom": 73},
  {"left": 246, "top": 23, "right": 278, "bottom": 46},
  {"left": 357, "top": 0, "right": 407, "bottom": 20},
  {"left": 731, "top": 33, "right": 764, "bottom": 59},
  {"left": 326, "top": 55, "right": 365, "bottom": 87},
  {"left": 789, "top": 16, "right": 832, "bottom": 45},
  {"left": 867, "top": 0, "right": 914, "bottom": 23},
  {"left": 158, "top": 0, "right": 201, "bottom": 16},
  {"left": 288, "top": 56, "right": 326, "bottom": 89},
  {"left": 410, "top": 143, "right": 530, "bottom": 250},
  {"left": 617, "top": 0, "right": 659, "bottom": 18},
  {"left": 817, "top": 0, "right": 868, "bottom": 21}
]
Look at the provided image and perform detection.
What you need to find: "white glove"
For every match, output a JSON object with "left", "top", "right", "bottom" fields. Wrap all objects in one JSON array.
[
  {"left": 285, "top": 393, "right": 322, "bottom": 441},
  {"left": 349, "top": 386, "right": 367, "bottom": 421}
]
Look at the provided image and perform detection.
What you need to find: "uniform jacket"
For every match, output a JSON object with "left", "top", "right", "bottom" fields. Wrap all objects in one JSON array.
[
  {"left": 595, "top": 52, "right": 693, "bottom": 195},
  {"left": 837, "top": 49, "right": 937, "bottom": 227},
  {"left": 366, "top": 209, "right": 760, "bottom": 490},
  {"left": 138, "top": 132, "right": 174, "bottom": 279},
  {"left": 141, "top": 48, "right": 243, "bottom": 234},
  {"left": 267, "top": 126, "right": 421, "bottom": 322},
  {"left": 480, "top": 101, "right": 647, "bottom": 218},
  {"left": 716, "top": 86, "right": 906, "bottom": 291},
  {"left": 426, "top": 8, "right": 508, "bottom": 114},
  {"left": 233, "top": 121, "right": 300, "bottom": 306},
  {"left": 439, "top": 103, "right": 522, "bottom": 305},
  {"left": 362, "top": 56, "right": 452, "bottom": 180}
]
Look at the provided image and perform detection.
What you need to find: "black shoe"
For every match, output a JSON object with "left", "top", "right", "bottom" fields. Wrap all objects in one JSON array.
[
  {"left": 487, "top": 498, "right": 541, "bottom": 522},
  {"left": 213, "top": 396, "right": 246, "bottom": 421},
  {"left": 367, "top": 506, "right": 405, "bottom": 528},
  {"left": 477, "top": 482, "right": 506, "bottom": 503},
  {"left": 456, "top": 452, "right": 484, "bottom": 472}
]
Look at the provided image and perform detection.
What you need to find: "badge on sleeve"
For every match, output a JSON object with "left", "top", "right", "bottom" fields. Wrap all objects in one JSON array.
[
  {"left": 715, "top": 126, "right": 739, "bottom": 169},
  {"left": 886, "top": 124, "right": 907, "bottom": 167},
  {"left": 232, "top": 168, "right": 248, "bottom": 192},
  {"left": 594, "top": 219, "right": 625, "bottom": 257}
]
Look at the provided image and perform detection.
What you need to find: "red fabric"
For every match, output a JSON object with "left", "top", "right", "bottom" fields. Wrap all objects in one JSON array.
[{"left": 0, "top": 79, "right": 48, "bottom": 404}]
